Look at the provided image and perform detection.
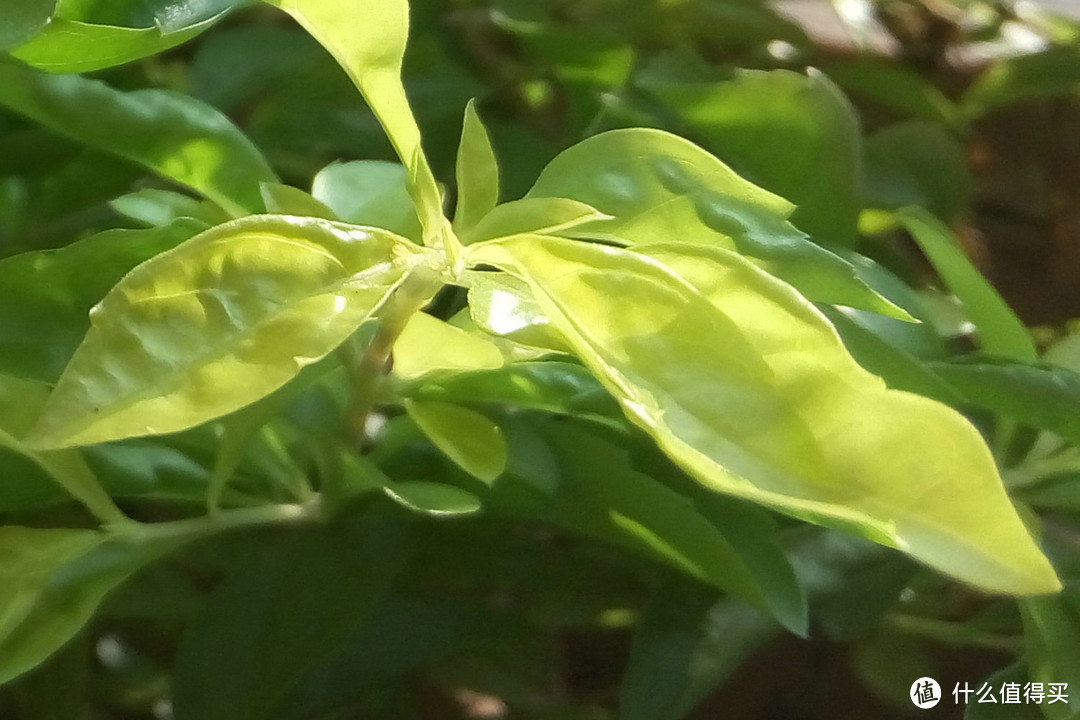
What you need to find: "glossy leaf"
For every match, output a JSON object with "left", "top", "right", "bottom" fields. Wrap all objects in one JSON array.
[
  {"left": 467, "top": 271, "right": 571, "bottom": 352},
  {"left": 0, "top": 63, "right": 275, "bottom": 217},
  {"left": 525, "top": 127, "right": 909, "bottom": 319},
  {"left": 392, "top": 312, "right": 504, "bottom": 381},
  {"left": 262, "top": 0, "right": 444, "bottom": 240},
  {"left": 473, "top": 235, "right": 1060, "bottom": 594},
  {"left": 0, "top": 0, "right": 56, "bottom": 51},
  {"left": 9, "top": 14, "right": 226, "bottom": 74},
  {"left": 929, "top": 359, "right": 1080, "bottom": 448},
  {"left": 454, "top": 99, "right": 499, "bottom": 233},
  {"left": 383, "top": 480, "right": 483, "bottom": 517},
  {"left": 404, "top": 399, "right": 507, "bottom": 483},
  {"left": 311, "top": 161, "right": 421, "bottom": 240},
  {"left": 641, "top": 69, "right": 862, "bottom": 245},
  {"left": 898, "top": 207, "right": 1037, "bottom": 362},
  {"left": 0, "top": 528, "right": 172, "bottom": 686},
  {"left": 461, "top": 198, "right": 609, "bottom": 245},
  {"left": 27, "top": 216, "right": 415, "bottom": 450},
  {"left": 0, "top": 220, "right": 205, "bottom": 383}
]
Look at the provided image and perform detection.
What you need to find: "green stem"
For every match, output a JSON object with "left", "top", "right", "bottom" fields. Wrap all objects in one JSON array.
[
  {"left": 885, "top": 613, "right": 1023, "bottom": 653},
  {"left": 110, "top": 497, "right": 322, "bottom": 545}
]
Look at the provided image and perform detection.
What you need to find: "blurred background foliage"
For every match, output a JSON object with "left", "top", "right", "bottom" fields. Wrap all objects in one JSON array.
[{"left": 3, "top": 1, "right": 1080, "bottom": 719}]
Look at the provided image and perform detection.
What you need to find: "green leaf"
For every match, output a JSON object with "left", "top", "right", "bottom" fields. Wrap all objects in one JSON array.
[
  {"left": 311, "top": 161, "right": 422, "bottom": 240},
  {"left": 640, "top": 69, "right": 862, "bottom": 245},
  {"left": 383, "top": 480, "right": 483, "bottom": 517},
  {"left": 864, "top": 121, "right": 972, "bottom": 221},
  {"left": 0, "top": 63, "right": 275, "bottom": 217},
  {"left": 111, "top": 189, "right": 229, "bottom": 228},
  {"left": 454, "top": 99, "right": 499, "bottom": 233},
  {"left": 0, "top": 220, "right": 205, "bottom": 383},
  {"left": 0, "top": 0, "right": 57, "bottom": 51},
  {"left": 259, "top": 182, "right": 336, "bottom": 220},
  {"left": 619, "top": 583, "right": 776, "bottom": 720},
  {"left": 404, "top": 399, "right": 507, "bottom": 483},
  {"left": 262, "top": 0, "right": 445, "bottom": 241},
  {"left": 0, "top": 374, "right": 125, "bottom": 523},
  {"left": 963, "top": 46, "right": 1080, "bottom": 120},
  {"left": 491, "top": 418, "right": 805, "bottom": 632},
  {"left": 392, "top": 312, "right": 504, "bottom": 381},
  {"left": 897, "top": 207, "right": 1036, "bottom": 362},
  {"left": 467, "top": 271, "right": 571, "bottom": 352},
  {"left": 525, "top": 127, "right": 909, "bottom": 319},
  {"left": 9, "top": 13, "right": 226, "bottom": 74},
  {"left": 172, "top": 517, "right": 413, "bottom": 720},
  {"left": 27, "top": 216, "right": 416, "bottom": 450},
  {"left": 822, "top": 58, "right": 959, "bottom": 128},
  {"left": 473, "top": 235, "right": 1060, "bottom": 594},
  {"left": 1021, "top": 592, "right": 1080, "bottom": 719},
  {"left": 461, "top": 198, "right": 610, "bottom": 245},
  {"left": 929, "top": 359, "right": 1080, "bottom": 449},
  {"left": 0, "top": 527, "right": 172, "bottom": 685}
]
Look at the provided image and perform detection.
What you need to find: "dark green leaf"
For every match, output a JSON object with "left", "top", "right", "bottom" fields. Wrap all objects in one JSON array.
[{"left": 0, "top": 63, "right": 276, "bottom": 217}]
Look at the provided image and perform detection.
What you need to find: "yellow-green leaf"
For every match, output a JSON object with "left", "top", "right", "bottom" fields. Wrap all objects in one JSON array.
[
  {"left": 454, "top": 99, "right": 499, "bottom": 233},
  {"left": 393, "top": 312, "right": 504, "bottom": 381},
  {"left": 472, "top": 235, "right": 1059, "bottom": 595},
  {"left": 405, "top": 399, "right": 507, "bottom": 483}
]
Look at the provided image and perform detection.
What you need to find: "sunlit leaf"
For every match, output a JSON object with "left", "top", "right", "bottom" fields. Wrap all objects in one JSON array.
[
  {"left": 454, "top": 99, "right": 499, "bottom": 233},
  {"left": 405, "top": 399, "right": 507, "bottom": 483},
  {"left": 472, "top": 235, "right": 1060, "bottom": 594},
  {"left": 0, "top": 63, "right": 275, "bottom": 217},
  {"left": 525, "top": 127, "right": 909, "bottom": 319},
  {"left": 393, "top": 312, "right": 504, "bottom": 381},
  {"left": 27, "top": 216, "right": 417, "bottom": 449},
  {"left": 259, "top": 183, "right": 336, "bottom": 220},
  {"left": 461, "top": 198, "right": 610, "bottom": 245}
]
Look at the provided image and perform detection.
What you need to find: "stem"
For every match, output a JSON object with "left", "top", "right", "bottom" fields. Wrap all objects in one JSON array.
[
  {"left": 1004, "top": 449, "right": 1080, "bottom": 489},
  {"left": 885, "top": 613, "right": 1023, "bottom": 653},
  {"left": 110, "top": 497, "right": 322, "bottom": 545}
]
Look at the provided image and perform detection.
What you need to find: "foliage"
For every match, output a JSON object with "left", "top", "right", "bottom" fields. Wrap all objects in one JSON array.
[{"left": 1, "top": 0, "right": 1080, "bottom": 718}]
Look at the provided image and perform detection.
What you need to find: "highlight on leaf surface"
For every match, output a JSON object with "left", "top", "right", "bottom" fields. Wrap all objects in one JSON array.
[
  {"left": 469, "top": 235, "right": 1060, "bottom": 595},
  {"left": 28, "top": 215, "right": 419, "bottom": 450}
]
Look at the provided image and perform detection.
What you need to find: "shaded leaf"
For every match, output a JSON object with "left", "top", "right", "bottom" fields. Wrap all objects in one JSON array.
[
  {"left": 311, "top": 160, "right": 421, "bottom": 240},
  {"left": 0, "top": 0, "right": 57, "bottom": 51},
  {"left": 0, "top": 63, "right": 275, "bottom": 216},
  {"left": 384, "top": 481, "right": 483, "bottom": 517},
  {"left": 898, "top": 207, "right": 1036, "bottom": 362},
  {"left": 259, "top": 183, "right": 336, "bottom": 219}
]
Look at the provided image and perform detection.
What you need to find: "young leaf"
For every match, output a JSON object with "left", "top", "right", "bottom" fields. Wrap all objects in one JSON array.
[
  {"left": 454, "top": 99, "right": 499, "bottom": 233},
  {"left": 897, "top": 207, "right": 1037, "bottom": 362},
  {"left": 472, "top": 235, "right": 1060, "bottom": 595},
  {"left": 460, "top": 198, "right": 610, "bottom": 245},
  {"left": 404, "top": 399, "right": 507, "bottom": 483},
  {"left": 311, "top": 160, "right": 422, "bottom": 240},
  {"left": 392, "top": 312, "right": 504, "bottom": 381},
  {"left": 0, "top": 63, "right": 276, "bottom": 217},
  {"left": 27, "top": 216, "right": 418, "bottom": 450},
  {"left": 262, "top": 0, "right": 445, "bottom": 241},
  {"left": 525, "top": 128, "right": 909, "bottom": 319},
  {"left": 259, "top": 183, "right": 336, "bottom": 220},
  {"left": 9, "top": 13, "right": 227, "bottom": 74}
]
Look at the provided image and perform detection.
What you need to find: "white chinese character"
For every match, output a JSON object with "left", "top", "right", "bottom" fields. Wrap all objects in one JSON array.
[
  {"left": 1001, "top": 682, "right": 1022, "bottom": 704},
  {"left": 1025, "top": 682, "right": 1045, "bottom": 704},
  {"left": 1047, "top": 683, "right": 1069, "bottom": 704},
  {"left": 954, "top": 682, "right": 974, "bottom": 705},
  {"left": 977, "top": 682, "right": 998, "bottom": 703}
]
